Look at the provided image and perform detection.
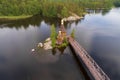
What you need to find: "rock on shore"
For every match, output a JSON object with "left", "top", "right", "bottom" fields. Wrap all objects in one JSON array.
[
  {"left": 37, "top": 38, "right": 52, "bottom": 50},
  {"left": 43, "top": 38, "right": 52, "bottom": 50},
  {"left": 62, "top": 12, "right": 84, "bottom": 21}
]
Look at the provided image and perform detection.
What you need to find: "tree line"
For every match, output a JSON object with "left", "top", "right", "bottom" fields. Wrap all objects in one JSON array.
[
  {"left": 0, "top": 0, "right": 117, "bottom": 18},
  {"left": 113, "top": 0, "right": 120, "bottom": 7}
]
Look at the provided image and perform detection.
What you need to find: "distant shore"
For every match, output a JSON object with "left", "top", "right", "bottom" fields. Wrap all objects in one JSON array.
[{"left": 0, "top": 15, "right": 33, "bottom": 20}]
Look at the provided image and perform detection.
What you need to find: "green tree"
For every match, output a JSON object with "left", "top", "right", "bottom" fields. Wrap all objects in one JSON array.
[
  {"left": 61, "top": 7, "right": 69, "bottom": 17},
  {"left": 0, "top": 0, "right": 114, "bottom": 18},
  {"left": 50, "top": 24, "right": 57, "bottom": 48}
]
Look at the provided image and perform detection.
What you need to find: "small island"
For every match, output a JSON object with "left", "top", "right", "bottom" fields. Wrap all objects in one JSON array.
[
  {"left": 33, "top": 19, "right": 75, "bottom": 53},
  {"left": 41, "top": 20, "right": 69, "bottom": 50}
]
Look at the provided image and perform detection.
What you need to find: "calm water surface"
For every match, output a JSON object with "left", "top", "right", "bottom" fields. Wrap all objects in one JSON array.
[
  {"left": 67, "top": 8, "right": 120, "bottom": 80},
  {"left": 0, "top": 17, "right": 86, "bottom": 80},
  {"left": 0, "top": 8, "right": 120, "bottom": 80}
]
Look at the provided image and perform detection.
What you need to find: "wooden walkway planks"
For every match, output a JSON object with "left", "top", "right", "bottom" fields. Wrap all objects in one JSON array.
[{"left": 68, "top": 36, "right": 110, "bottom": 80}]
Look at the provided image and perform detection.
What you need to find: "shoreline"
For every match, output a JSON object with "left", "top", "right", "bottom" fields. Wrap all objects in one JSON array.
[
  {"left": 0, "top": 13, "right": 85, "bottom": 22},
  {"left": 0, "top": 15, "right": 33, "bottom": 20}
]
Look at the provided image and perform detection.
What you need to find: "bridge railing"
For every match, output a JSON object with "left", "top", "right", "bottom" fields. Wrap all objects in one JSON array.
[{"left": 68, "top": 36, "right": 110, "bottom": 80}]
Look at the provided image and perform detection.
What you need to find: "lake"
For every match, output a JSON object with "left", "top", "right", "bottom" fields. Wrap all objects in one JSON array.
[{"left": 0, "top": 8, "right": 120, "bottom": 80}]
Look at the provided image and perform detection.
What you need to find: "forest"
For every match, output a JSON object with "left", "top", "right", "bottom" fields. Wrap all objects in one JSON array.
[
  {"left": 113, "top": 0, "right": 120, "bottom": 7},
  {"left": 0, "top": 0, "right": 119, "bottom": 18}
]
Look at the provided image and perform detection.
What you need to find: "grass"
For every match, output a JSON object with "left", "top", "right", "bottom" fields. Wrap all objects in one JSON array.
[{"left": 0, "top": 15, "right": 33, "bottom": 20}]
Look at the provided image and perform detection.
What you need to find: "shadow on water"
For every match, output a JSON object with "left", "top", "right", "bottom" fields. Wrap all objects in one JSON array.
[
  {"left": 68, "top": 44, "right": 93, "bottom": 80},
  {"left": 52, "top": 47, "right": 66, "bottom": 55},
  {"left": 89, "top": 34, "right": 120, "bottom": 80}
]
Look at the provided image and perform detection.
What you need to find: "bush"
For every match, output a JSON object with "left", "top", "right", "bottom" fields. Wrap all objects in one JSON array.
[{"left": 71, "top": 29, "right": 75, "bottom": 38}]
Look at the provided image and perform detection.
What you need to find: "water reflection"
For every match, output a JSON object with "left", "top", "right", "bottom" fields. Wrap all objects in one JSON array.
[
  {"left": 0, "top": 15, "right": 86, "bottom": 80},
  {"left": 86, "top": 8, "right": 111, "bottom": 15},
  {"left": 69, "top": 8, "right": 120, "bottom": 80},
  {"left": 90, "top": 35, "right": 120, "bottom": 80},
  {"left": 0, "top": 15, "right": 60, "bottom": 29},
  {"left": 31, "top": 47, "right": 88, "bottom": 80},
  {"left": 0, "top": 7, "right": 120, "bottom": 80}
]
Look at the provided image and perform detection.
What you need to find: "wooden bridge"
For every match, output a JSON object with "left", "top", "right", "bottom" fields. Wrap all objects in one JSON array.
[
  {"left": 68, "top": 36, "right": 110, "bottom": 80},
  {"left": 60, "top": 19, "right": 110, "bottom": 80}
]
